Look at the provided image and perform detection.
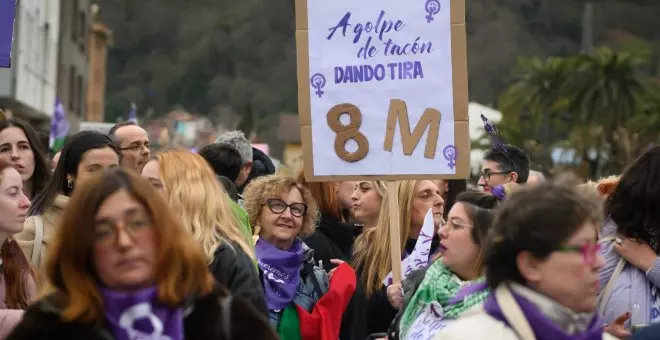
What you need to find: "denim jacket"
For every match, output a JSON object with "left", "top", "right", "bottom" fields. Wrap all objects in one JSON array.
[
  {"left": 598, "top": 218, "right": 660, "bottom": 327},
  {"left": 263, "top": 242, "right": 329, "bottom": 328}
]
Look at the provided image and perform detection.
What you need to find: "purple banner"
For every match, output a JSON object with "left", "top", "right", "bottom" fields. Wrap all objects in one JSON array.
[{"left": 0, "top": 0, "right": 17, "bottom": 68}]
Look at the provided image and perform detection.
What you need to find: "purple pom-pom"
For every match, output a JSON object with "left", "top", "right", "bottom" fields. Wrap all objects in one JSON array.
[{"left": 492, "top": 185, "right": 506, "bottom": 201}]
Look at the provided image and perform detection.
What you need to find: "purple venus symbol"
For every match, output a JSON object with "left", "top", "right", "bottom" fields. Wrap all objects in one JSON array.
[
  {"left": 425, "top": 0, "right": 441, "bottom": 23},
  {"left": 443, "top": 145, "right": 457, "bottom": 170},
  {"left": 310, "top": 73, "right": 326, "bottom": 98}
]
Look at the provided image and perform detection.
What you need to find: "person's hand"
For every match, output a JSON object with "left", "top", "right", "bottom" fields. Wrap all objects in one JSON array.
[
  {"left": 328, "top": 259, "right": 345, "bottom": 280},
  {"left": 614, "top": 237, "right": 657, "bottom": 272},
  {"left": 387, "top": 283, "right": 404, "bottom": 310},
  {"left": 604, "top": 312, "right": 631, "bottom": 338}
]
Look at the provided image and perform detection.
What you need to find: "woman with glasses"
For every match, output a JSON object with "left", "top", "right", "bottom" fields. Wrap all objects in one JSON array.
[
  {"left": 393, "top": 190, "right": 499, "bottom": 340},
  {"left": 6, "top": 168, "right": 277, "bottom": 340},
  {"left": 243, "top": 175, "right": 355, "bottom": 337},
  {"left": 436, "top": 176, "right": 616, "bottom": 340}
]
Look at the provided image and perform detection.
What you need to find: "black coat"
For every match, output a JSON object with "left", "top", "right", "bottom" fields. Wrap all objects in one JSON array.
[
  {"left": 210, "top": 241, "right": 268, "bottom": 317},
  {"left": 303, "top": 214, "right": 357, "bottom": 272},
  {"left": 6, "top": 286, "right": 277, "bottom": 340}
]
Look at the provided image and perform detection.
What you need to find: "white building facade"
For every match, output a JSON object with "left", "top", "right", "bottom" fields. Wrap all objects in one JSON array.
[{"left": 0, "top": 0, "right": 60, "bottom": 126}]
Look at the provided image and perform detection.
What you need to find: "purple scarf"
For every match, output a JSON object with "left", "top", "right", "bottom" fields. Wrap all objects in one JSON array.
[
  {"left": 484, "top": 289, "right": 605, "bottom": 340},
  {"left": 255, "top": 238, "right": 304, "bottom": 311},
  {"left": 100, "top": 286, "right": 184, "bottom": 340}
]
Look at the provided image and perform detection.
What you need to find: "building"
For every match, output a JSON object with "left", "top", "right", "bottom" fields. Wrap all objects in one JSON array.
[
  {"left": 85, "top": 3, "right": 111, "bottom": 122},
  {"left": 0, "top": 0, "right": 61, "bottom": 129},
  {"left": 56, "top": 0, "right": 91, "bottom": 131}
]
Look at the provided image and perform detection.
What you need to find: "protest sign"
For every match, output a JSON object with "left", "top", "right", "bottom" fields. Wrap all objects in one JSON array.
[{"left": 295, "top": 0, "right": 468, "bottom": 181}]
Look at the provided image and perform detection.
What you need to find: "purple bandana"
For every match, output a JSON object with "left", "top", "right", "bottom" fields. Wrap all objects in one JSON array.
[
  {"left": 255, "top": 238, "right": 304, "bottom": 311},
  {"left": 100, "top": 286, "right": 184, "bottom": 340},
  {"left": 484, "top": 288, "right": 605, "bottom": 340}
]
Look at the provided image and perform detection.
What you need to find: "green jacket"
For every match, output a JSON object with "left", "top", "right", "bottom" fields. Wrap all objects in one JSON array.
[{"left": 228, "top": 198, "right": 255, "bottom": 253}]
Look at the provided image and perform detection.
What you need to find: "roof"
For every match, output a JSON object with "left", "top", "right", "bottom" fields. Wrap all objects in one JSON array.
[{"left": 277, "top": 113, "right": 301, "bottom": 143}]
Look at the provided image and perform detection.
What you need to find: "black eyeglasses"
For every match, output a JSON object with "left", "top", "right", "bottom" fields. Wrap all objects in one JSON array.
[
  {"left": 265, "top": 199, "right": 308, "bottom": 217},
  {"left": 479, "top": 170, "right": 512, "bottom": 181}
]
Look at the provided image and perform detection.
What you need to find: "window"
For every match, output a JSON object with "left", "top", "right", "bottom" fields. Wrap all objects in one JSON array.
[
  {"left": 68, "top": 66, "right": 75, "bottom": 111},
  {"left": 77, "top": 75, "right": 84, "bottom": 117},
  {"left": 71, "top": 0, "right": 78, "bottom": 41},
  {"left": 79, "top": 11, "right": 86, "bottom": 54}
]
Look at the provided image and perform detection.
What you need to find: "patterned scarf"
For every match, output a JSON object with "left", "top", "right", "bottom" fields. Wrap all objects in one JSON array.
[{"left": 399, "top": 260, "right": 489, "bottom": 338}]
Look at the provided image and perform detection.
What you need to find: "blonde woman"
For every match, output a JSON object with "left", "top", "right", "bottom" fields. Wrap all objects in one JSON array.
[
  {"left": 350, "top": 181, "right": 388, "bottom": 232},
  {"left": 141, "top": 149, "right": 267, "bottom": 315},
  {"left": 352, "top": 180, "right": 445, "bottom": 336}
]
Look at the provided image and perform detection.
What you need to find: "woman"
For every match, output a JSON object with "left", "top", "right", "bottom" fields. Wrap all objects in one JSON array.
[
  {"left": 437, "top": 176, "right": 615, "bottom": 340},
  {"left": 143, "top": 149, "right": 266, "bottom": 314},
  {"left": 244, "top": 175, "right": 356, "bottom": 338},
  {"left": 0, "top": 160, "right": 37, "bottom": 338},
  {"left": 16, "top": 131, "right": 120, "bottom": 269},
  {"left": 0, "top": 119, "right": 51, "bottom": 201},
  {"left": 396, "top": 191, "right": 499, "bottom": 339},
  {"left": 598, "top": 147, "right": 660, "bottom": 336},
  {"left": 6, "top": 168, "right": 276, "bottom": 340},
  {"left": 298, "top": 169, "right": 359, "bottom": 272},
  {"left": 353, "top": 180, "right": 444, "bottom": 335},
  {"left": 351, "top": 181, "right": 387, "bottom": 231}
]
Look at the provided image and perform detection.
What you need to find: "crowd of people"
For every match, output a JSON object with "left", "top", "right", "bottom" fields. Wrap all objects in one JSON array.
[{"left": 0, "top": 117, "right": 659, "bottom": 339}]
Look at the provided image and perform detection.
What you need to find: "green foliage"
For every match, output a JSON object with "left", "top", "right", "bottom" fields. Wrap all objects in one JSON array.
[{"left": 498, "top": 48, "right": 658, "bottom": 177}]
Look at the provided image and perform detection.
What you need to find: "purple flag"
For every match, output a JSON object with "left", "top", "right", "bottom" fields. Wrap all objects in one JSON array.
[{"left": 0, "top": 0, "right": 17, "bottom": 68}]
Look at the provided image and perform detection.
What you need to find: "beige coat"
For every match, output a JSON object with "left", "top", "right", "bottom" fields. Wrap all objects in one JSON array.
[
  {"left": 434, "top": 285, "right": 619, "bottom": 340},
  {"left": 15, "top": 195, "right": 69, "bottom": 269},
  {"left": 0, "top": 240, "right": 37, "bottom": 339}
]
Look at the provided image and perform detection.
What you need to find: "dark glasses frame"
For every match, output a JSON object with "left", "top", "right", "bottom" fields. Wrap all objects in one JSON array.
[{"left": 264, "top": 198, "right": 308, "bottom": 217}]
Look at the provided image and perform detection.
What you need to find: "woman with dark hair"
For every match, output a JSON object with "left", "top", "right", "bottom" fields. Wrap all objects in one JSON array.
[
  {"left": 389, "top": 190, "right": 500, "bottom": 340},
  {"left": 0, "top": 159, "right": 37, "bottom": 337},
  {"left": 597, "top": 146, "right": 660, "bottom": 337},
  {"left": 16, "top": 131, "right": 120, "bottom": 269},
  {"left": 298, "top": 169, "right": 360, "bottom": 272},
  {"left": 436, "top": 176, "right": 615, "bottom": 340},
  {"left": 0, "top": 119, "right": 51, "bottom": 200},
  {"left": 6, "top": 168, "right": 276, "bottom": 340}
]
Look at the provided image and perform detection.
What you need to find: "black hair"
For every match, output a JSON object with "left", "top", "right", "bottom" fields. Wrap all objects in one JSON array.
[
  {"left": 607, "top": 146, "right": 660, "bottom": 251},
  {"left": 216, "top": 175, "right": 240, "bottom": 202},
  {"left": 0, "top": 119, "right": 52, "bottom": 198},
  {"left": 198, "top": 143, "right": 243, "bottom": 183},
  {"left": 484, "top": 174, "right": 603, "bottom": 289},
  {"left": 29, "top": 131, "right": 121, "bottom": 215},
  {"left": 454, "top": 190, "right": 500, "bottom": 247},
  {"left": 483, "top": 144, "right": 531, "bottom": 183},
  {"left": 443, "top": 179, "right": 467, "bottom": 217}
]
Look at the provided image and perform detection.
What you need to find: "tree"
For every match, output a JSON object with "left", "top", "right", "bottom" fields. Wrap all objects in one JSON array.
[
  {"left": 562, "top": 48, "right": 650, "bottom": 173},
  {"left": 498, "top": 56, "right": 572, "bottom": 170}
]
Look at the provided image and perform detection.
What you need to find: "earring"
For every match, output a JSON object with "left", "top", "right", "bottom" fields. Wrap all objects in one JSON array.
[{"left": 67, "top": 179, "right": 73, "bottom": 189}]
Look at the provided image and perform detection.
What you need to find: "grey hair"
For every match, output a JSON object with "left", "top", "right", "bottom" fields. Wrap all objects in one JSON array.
[
  {"left": 529, "top": 170, "right": 546, "bottom": 182},
  {"left": 215, "top": 130, "right": 252, "bottom": 164}
]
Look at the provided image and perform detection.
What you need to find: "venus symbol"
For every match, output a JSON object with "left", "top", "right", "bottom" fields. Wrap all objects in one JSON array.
[
  {"left": 443, "top": 145, "right": 457, "bottom": 170},
  {"left": 425, "top": 0, "right": 441, "bottom": 23},
  {"left": 310, "top": 73, "right": 326, "bottom": 98}
]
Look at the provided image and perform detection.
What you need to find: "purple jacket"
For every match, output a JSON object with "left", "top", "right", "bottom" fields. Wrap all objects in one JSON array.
[{"left": 598, "top": 218, "right": 660, "bottom": 327}]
